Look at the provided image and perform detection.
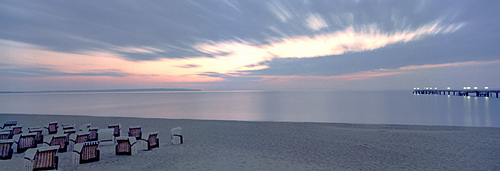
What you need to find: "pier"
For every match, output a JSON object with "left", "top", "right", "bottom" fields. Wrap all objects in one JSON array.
[{"left": 413, "top": 89, "right": 500, "bottom": 98}]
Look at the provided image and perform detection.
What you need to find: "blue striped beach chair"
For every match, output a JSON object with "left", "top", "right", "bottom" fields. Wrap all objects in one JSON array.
[
  {"left": 1, "top": 121, "right": 17, "bottom": 129},
  {"left": 0, "top": 139, "right": 14, "bottom": 160},
  {"left": 73, "top": 141, "right": 100, "bottom": 164},
  {"left": 24, "top": 146, "right": 59, "bottom": 171},
  {"left": 15, "top": 133, "right": 37, "bottom": 153}
]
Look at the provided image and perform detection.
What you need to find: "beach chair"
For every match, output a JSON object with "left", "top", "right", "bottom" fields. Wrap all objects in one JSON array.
[
  {"left": 43, "top": 134, "right": 67, "bottom": 152},
  {"left": 73, "top": 141, "right": 100, "bottom": 164},
  {"left": 171, "top": 127, "right": 183, "bottom": 145},
  {"left": 128, "top": 126, "right": 142, "bottom": 140},
  {"left": 62, "top": 123, "right": 75, "bottom": 130},
  {"left": 115, "top": 137, "right": 138, "bottom": 155},
  {"left": 139, "top": 132, "right": 159, "bottom": 150},
  {"left": 73, "top": 132, "right": 89, "bottom": 144},
  {"left": 0, "top": 140, "right": 14, "bottom": 160},
  {"left": 11, "top": 125, "right": 23, "bottom": 135},
  {"left": 0, "top": 131, "right": 11, "bottom": 140},
  {"left": 78, "top": 123, "right": 91, "bottom": 132},
  {"left": 45, "top": 121, "right": 58, "bottom": 135},
  {"left": 97, "top": 128, "right": 114, "bottom": 145},
  {"left": 108, "top": 124, "right": 121, "bottom": 137},
  {"left": 14, "top": 133, "right": 37, "bottom": 153},
  {"left": 24, "top": 146, "right": 59, "bottom": 171},
  {"left": 88, "top": 127, "right": 99, "bottom": 141},
  {"left": 64, "top": 129, "right": 77, "bottom": 151},
  {"left": 1, "top": 121, "right": 17, "bottom": 129},
  {"left": 28, "top": 128, "right": 44, "bottom": 144}
]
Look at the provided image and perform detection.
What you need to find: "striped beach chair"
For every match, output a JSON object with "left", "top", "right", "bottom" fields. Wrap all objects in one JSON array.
[
  {"left": 108, "top": 124, "right": 121, "bottom": 137},
  {"left": 171, "top": 127, "right": 183, "bottom": 145},
  {"left": 28, "top": 128, "right": 44, "bottom": 144},
  {"left": 0, "top": 140, "right": 14, "bottom": 160},
  {"left": 44, "top": 134, "right": 67, "bottom": 152},
  {"left": 15, "top": 133, "right": 37, "bottom": 153},
  {"left": 45, "top": 121, "right": 58, "bottom": 135},
  {"left": 140, "top": 132, "right": 159, "bottom": 150},
  {"left": 0, "top": 131, "right": 11, "bottom": 140},
  {"left": 88, "top": 127, "right": 99, "bottom": 141},
  {"left": 128, "top": 126, "right": 142, "bottom": 140},
  {"left": 73, "top": 141, "right": 100, "bottom": 164},
  {"left": 24, "top": 146, "right": 59, "bottom": 171},
  {"left": 75, "top": 132, "right": 89, "bottom": 144},
  {"left": 115, "top": 137, "right": 137, "bottom": 155}
]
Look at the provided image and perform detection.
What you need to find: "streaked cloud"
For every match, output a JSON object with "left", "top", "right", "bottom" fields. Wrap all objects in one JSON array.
[{"left": 306, "top": 13, "right": 328, "bottom": 31}]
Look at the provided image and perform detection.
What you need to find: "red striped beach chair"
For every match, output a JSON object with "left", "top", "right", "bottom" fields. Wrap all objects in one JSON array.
[
  {"left": 0, "top": 140, "right": 14, "bottom": 160},
  {"left": 73, "top": 141, "right": 100, "bottom": 164},
  {"left": 171, "top": 127, "right": 183, "bottom": 145},
  {"left": 24, "top": 146, "right": 59, "bottom": 171},
  {"left": 15, "top": 133, "right": 37, "bottom": 153},
  {"left": 115, "top": 137, "right": 137, "bottom": 155},
  {"left": 108, "top": 124, "right": 121, "bottom": 137},
  {"left": 28, "top": 128, "right": 44, "bottom": 144},
  {"left": 44, "top": 134, "right": 67, "bottom": 152},
  {"left": 128, "top": 126, "right": 142, "bottom": 140},
  {"left": 88, "top": 127, "right": 99, "bottom": 141},
  {"left": 45, "top": 121, "right": 58, "bottom": 135}
]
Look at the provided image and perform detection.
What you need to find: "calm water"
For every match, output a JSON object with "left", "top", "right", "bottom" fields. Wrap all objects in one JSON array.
[{"left": 0, "top": 91, "right": 499, "bottom": 127}]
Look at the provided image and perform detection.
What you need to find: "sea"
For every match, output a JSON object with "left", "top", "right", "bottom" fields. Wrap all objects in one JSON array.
[{"left": 0, "top": 90, "right": 499, "bottom": 127}]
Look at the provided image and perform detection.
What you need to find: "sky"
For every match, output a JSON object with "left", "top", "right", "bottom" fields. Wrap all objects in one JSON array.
[{"left": 1, "top": 0, "right": 499, "bottom": 91}]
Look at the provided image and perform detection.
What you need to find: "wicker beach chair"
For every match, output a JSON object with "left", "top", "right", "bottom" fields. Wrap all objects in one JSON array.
[
  {"left": 128, "top": 126, "right": 142, "bottom": 140},
  {"left": 28, "top": 128, "right": 44, "bottom": 144},
  {"left": 62, "top": 123, "right": 75, "bottom": 130},
  {"left": 0, "top": 140, "right": 14, "bottom": 160},
  {"left": 1, "top": 121, "right": 17, "bottom": 129},
  {"left": 73, "top": 141, "right": 100, "bottom": 164},
  {"left": 74, "top": 132, "right": 89, "bottom": 144},
  {"left": 14, "top": 133, "right": 37, "bottom": 153},
  {"left": 24, "top": 146, "right": 59, "bottom": 171},
  {"left": 115, "top": 137, "right": 137, "bottom": 155},
  {"left": 45, "top": 121, "right": 59, "bottom": 135},
  {"left": 140, "top": 132, "right": 159, "bottom": 150},
  {"left": 108, "top": 124, "right": 121, "bottom": 137},
  {"left": 88, "top": 127, "right": 99, "bottom": 141},
  {"left": 171, "top": 127, "right": 183, "bottom": 145},
  {"left": 78, "top": 123, "right": 91, "bottom": 132},
  {"left": 64, "top": 129, "right": 77, "bottom": 151},
  {"left": 43, "top": 134, "right": 67, "bottom": 152},
  {"left": 0, "top": 131, "right": 11, "bottom": 140},
  {"left": 97, "top": 128, "right": 114, "bottom": 145}
]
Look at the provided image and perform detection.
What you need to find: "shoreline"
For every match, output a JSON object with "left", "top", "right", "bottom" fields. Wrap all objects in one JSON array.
[{"left": 1, "top": 113, "right": 500, "bottom": 170}]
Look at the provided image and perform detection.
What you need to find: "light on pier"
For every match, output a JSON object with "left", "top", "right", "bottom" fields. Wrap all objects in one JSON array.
[
  {"left": 474, "top": 87, "right": 478, "bottom": 90},
  {"left": 447, "top": 87, "right": 450, "bottom": 90},
  {"left": 485, "top": 87, "right": 489, "bottom": 89}
]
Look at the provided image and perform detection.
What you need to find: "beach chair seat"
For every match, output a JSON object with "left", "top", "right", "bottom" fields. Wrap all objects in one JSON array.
[
  {"left": 24, "top": 146, "right": 59, "bottom": 171},
  {"left": 45, "top": 121, "right": 59, "bottom": 135},
  {"left": 171, "top": 127, "right": 183, "bottom": 145},
  {"left": 1, "top": 121, "right": 17, "bottom": 129},
  {"left": 11, "top": 125, "right": 23, "bottom": 135},
  {"left": 128, "top": 126, "right": 142, "bottom": 140},
  {"left": 115, "top": 137, "right": 138, "bottom": 155},
  {"left": 108, "top": 124, "right": 121, "bottom": 137},
  {"left": 73, "top": 141, "right": 100, "bottom": 164},
  {"left": 44, "top": 134, "right": 67, "bottom": 152},
  {"left": 97, "top": 128, "right": 114, "bottom": 145},
  {"left": 139, "top": 132, "right": 159, "bottom": 151},
  {"left": 0, "top": 131, "right": 11, "bottom": 140},
  {"left": 14, "top": 133, "right": 37, "bottom": 153},
  {"left": 88, "top": 127, "right": 99, "bottom": 141},
  {"left": 0, "top": 140, "right": 14, "bottom": 160},
  {"left": 28, "top": 128, "right": 44, "bottom": 144}
]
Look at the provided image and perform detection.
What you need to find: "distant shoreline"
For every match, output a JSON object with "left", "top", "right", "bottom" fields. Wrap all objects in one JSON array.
[{"left": 0, "top": 88, "right": 201, "bottom": 94}]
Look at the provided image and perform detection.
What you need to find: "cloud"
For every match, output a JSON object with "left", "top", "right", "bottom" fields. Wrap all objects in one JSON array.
[
  {"left": 267, "top": 1, "right": 293, "bottom": 22},
  {"left": 306, "top": 13, "right": 328, "bottom": 31},
  {"left": 176, "top": 64, "right": 200, "bottom": 68}
]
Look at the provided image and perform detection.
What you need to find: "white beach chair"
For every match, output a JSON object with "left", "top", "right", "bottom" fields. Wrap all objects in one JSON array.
[
  {"left": 0, "top": 139, "right": 14, "bottom": 160},
  {"left": 108, "top": 124, "right": 121, "bottom": 137},
  {"left": 28, "top": 128, "right": 44, "bottom": 144},
  {"left": 98, "top": 128, "right": 114, "bottom": 145},
  {"left": 138, "top": 132, "right": 159, "bottom": 151},
  {"left": 24, "top": 146, "right": 59, "bottom": 171},
  {"left": 78, "top": 123, "right": 91, "bottom": 132},
  {"left": 171, "top": 127, "right": 183, "bottom": 145},
  {"left": 88, "top": 127, "right": 99, "bottom": 141},
  {"left": 43, "top": 134, "right": 68, "bottom": 152},
  {"left": 13, "top": 133, "right": 37, "bottom": 153},
  {"left": 73, "top": 141, "right": 100, "bottom": 165},
  {"left": 115, "top": 137, "right": 138, "bottom": 155}
]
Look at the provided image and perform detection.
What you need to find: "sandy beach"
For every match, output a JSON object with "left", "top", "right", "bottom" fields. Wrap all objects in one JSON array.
[{"left": 1, "top": 113, "right": 499, "bottom": 171}]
